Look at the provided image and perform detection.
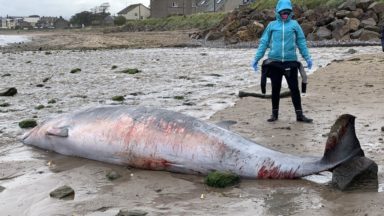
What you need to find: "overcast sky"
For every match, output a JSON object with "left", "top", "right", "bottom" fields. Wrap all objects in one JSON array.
[{"left": 0, "top": 0, "right": 150, "bottom": 19}]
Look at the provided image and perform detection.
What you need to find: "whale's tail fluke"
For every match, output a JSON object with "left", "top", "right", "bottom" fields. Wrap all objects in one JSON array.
[{"left": 321, "top": 114, "right": 364, "bottom": 168}]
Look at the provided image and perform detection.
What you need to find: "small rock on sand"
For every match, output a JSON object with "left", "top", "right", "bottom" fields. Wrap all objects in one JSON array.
[
  {"left": 49, "top": 185, "right": 75, "bottom": 199},
  {"left": 0, "top": 88, "right": 17, "bottom": 96},
  {"left": 116, "top": 209, "right": 148, "bottom": 216}
]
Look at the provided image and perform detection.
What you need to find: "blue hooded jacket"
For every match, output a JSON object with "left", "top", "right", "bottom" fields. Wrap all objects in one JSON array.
[{"left": 254, "top": 0, "right": 311, "bottom": 63}]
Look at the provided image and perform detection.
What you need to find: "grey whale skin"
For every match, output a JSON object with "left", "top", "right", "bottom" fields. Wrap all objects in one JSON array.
[{"left": 22, "top": 106, "right": 364, "bottom": 179}]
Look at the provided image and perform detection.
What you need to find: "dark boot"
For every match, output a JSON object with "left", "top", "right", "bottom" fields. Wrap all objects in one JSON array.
[
  {"left": 296, "top": 110, "right": 313, "bottom": 123},
  {"left": 267, "top": 109, "right": 279, "bottom": 122}
]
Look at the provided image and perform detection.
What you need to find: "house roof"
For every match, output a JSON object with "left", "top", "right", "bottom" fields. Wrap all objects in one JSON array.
[{"left": 117, "top": 3, "right": 149, "bottom": 15}]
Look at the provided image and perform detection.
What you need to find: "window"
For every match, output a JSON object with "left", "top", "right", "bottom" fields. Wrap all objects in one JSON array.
[
  {"left": 172, "top": 2, "right": 178, "bottom": 7},
  {"left": 135, "top": 13, "right": 138, "bottom": 16}
]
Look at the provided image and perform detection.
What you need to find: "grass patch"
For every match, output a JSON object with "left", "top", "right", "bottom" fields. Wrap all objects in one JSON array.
[
  {"left": 111, "top": 95, "right": 125, "bottom": 101},
  {"left": 205, "top": 171, "right": 240, "bottom": 188},
  {"left": 19, "top": 119, "right": 37, "bottom": 128},
  {"left": 125, "top": 12, "right": 226, "bottom": 31},
  {"left": 70, "top": 68, "right": 82, "bottom": 74}
]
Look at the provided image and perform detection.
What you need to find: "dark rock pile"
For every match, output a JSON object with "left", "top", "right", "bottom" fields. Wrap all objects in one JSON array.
[{"left": 191, "top": 0, "right": 384, "bottom": 44}]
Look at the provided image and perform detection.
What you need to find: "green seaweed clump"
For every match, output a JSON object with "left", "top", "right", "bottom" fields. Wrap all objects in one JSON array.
[
  {"left": 70, "top": 68, "right": 82, "bottom": 74},
  {"left": 35, "top": 105, "right": 45, "bottom": 110},
  {"left": 19, "top": 119, "right": 37, "bottom": 128},
  {"left": 119, "top": 68, "right": 140, "bottom": 74},
  {"left": 205, "top": 171, "right": 240, "bottom": 188},
  {"left": 111, "top": 65, "right": 118, "bottom": 70},
  {"left": 48, "top": 99, "right": 57, "bottom": 104},
  {"left": 112, "top": 96, "right": 125, "bottom": 101},
  {"left": 173, "top": 96, "right": 185, "bottom": 100}
]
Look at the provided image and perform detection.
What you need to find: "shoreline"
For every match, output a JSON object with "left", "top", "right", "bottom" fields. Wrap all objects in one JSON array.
[{"left": 0, "top": 30, "right": 382, "bottom": 53}]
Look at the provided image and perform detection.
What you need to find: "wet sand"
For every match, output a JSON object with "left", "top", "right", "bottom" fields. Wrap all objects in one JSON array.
[{"left": 0, "top": 31, "right": 383, "bottom": 215}]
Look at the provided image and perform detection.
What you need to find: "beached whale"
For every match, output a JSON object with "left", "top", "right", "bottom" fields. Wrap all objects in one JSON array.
[{"left": 22, "top": 106, "right": 364, "bottom": 179}]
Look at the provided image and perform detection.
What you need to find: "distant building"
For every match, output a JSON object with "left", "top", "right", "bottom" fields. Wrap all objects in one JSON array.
[
  {"left": 54, "top": 17, "right": 69, "bottom": 29},
  {"left": 117, "top": 3, "right": 150, "bottom": 20},
  {"left": 0, "top": 17, "right": 6, "bottom": 29},
  {"left": 24, "top": 15, "right": 40, "bottom": 28}
]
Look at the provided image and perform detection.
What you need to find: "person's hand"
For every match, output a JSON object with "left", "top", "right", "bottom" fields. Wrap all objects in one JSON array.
[
  {"left": 252, "top": 59, "right": 258, "bottom": 73},
  {"left": 306, "top": 59, "right": 313, "bottom": 70}
]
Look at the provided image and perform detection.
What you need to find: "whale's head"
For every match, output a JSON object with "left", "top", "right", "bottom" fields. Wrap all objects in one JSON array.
[{"left": 21, "top": 116, "right": 70, "bottom": 151}]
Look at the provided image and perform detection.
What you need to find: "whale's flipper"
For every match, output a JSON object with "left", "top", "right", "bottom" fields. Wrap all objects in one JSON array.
[{"left": 321, "top": 114, "right": 364, "bottom": 167}]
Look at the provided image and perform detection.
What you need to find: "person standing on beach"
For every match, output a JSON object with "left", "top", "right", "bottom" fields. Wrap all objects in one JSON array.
[{"left": 251, "top": 0, "right": 313, "bottom": 123}]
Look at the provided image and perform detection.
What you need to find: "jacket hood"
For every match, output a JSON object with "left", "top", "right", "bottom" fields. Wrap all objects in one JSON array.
[
  {"left": 275, "top": 0, "right": 293, "bottom": 21},
  {"left": 275, "top": 0, "right": 293, "bottom": 13}
]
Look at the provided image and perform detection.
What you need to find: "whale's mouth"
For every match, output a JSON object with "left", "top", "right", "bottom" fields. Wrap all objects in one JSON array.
[{"left": 20, "top": 127, "right": 37, "bottom": 144}]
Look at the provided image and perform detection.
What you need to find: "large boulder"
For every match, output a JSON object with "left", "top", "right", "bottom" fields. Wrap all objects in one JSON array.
[
  {"left": 247, "top": 21, "right": 265, "bottom": 37},
  {"left": 236, "top": 29, "right": 253, "bottom": 41},
  {"left": 316, "top": 26, "right": 333, "bottom": 40},
  {"left": 338, "top": 0, "right": 357, "bottom": 11},
  {"left": 356, "top": 0, "right": 375, "bottom": 11},
  {"left": 316, "top": 16, "right": 335, "bottom": 26},
  {"left": 332, "top": 19, "right": 351, "bottom": 40},
  {"left": 351, "top": 29, "right": 364, "bottom": 39},
  {"left": 221, "top": 20, "right": 240, "bottom": 33},
  {"left": 347, "top": 8, "right": 364, "bottom": 19},
  {"left": 368, "top": 2, "right": 384, "bottom": 14},
  {"left": 361, "top": 10, "right": 379, "bottom": 22},
  {"left": 359, "top": 29, "right": 380, "bottom": 40},
  {"left": 303, "top": 9, "right": 317, "bottom": 22},
  {"left": 364, "top": 25, "right": 380, "bottom": 33},
  {"left": 336, "top": 10, "right": 351, "bottom": 19},
  {"left": 301, "top": 22, "right": 315, "bottom": 36},
  {"left": 328, "top": 19, "right": 345, "bottom": 31},
  {"left": 205, "top": 30, "right": 224, "bottom": 41},
  {"left": 348, "top": 18, "right": 361, "bottom": 31},
  {"left": 361, "top": 18, "right": 377, "bottom": 27}
]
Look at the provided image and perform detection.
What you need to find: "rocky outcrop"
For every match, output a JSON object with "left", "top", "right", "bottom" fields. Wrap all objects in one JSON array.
[{"left": 194, "top": 0, "right": 383, "bottom": 44}]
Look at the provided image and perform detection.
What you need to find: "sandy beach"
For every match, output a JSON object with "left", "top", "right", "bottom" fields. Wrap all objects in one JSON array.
[{"left": 0, "top": 31, "right": 383, "bottom": 216}]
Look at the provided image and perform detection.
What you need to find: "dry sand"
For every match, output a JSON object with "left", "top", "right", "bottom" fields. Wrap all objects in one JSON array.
[{"left": 0, "top": 30, "right": 383, "bottom": 215}]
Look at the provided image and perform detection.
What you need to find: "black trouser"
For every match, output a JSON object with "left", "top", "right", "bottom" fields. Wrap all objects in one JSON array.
[{"left": 268, "top": 61, "right": 302, "bottom": 112}]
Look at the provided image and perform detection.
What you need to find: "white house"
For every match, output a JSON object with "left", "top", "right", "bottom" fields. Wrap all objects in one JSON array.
[
  {"left": 117, "top": 3, "right": 150, "bottom": 20},
  {"left": 24, "top": 16, "right": 40, "bottom": 28}
]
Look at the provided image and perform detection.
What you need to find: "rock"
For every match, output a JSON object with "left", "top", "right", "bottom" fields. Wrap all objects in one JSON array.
[
  {"left": 118, "top": 68, "right": 140, "bottom": 74},
  {"left": 381, "top": 126, "right": 384, "bottom": 132},
  {"left": 328, "top": 19, "right": 345, "bottom": 31},
  {"left": 301, "top": 22, "right": 315, "bottom": 36},
  {"left": 356, "top": 0, "right": 374, "bottom": 11},
  {"left": 350, "top": 29, "right": 363, "bottom": 39},
  {"left": 116, "top": 209, "right": 148, "bottom": 216},
  {"left": 332, "top": 19, "right": 351, "bottom": 40},
  {"left": 247, "top": 21, "right": 264, "bottom": 37},
  {"left": 361, "top": 10, "right": 379, "bottom": 22},
  {"left": 0, "top": 87, "right": 17, "bottom": 96},
  {"left": 49, "top": 185, "right": 75, "bottom": 199},
  {"left": 106, "top": 170, "right": 121, "bottom": 181},
  {"left": 338, "top": 0, "right": 357, "bottom": 11},
  {"left": 221, "top": 20, "right": 240, "bottom": 33},
  {"left": 346, "top": 48, "right": 358, "bottom": 54},
  {"left": 239, "top": 18, "right": 250, "bottom": 26},
  {"left": 70, "top": 68, "right": 81, "bottom": 74},
  {"left": 316, "top": 26, "right": 333, "bottom": 40},
  {"left": 336, "top": 10, "right": 351, "bottom": 19},
  {"left": 236, "top": 29, "right": 252, "bottom": 41},
  {"left": 316, "top": 16, "right": 335, "bottom": 26},
  {"left": 359, "top": 29, "right": 380, "bottom": 40},
  {"left": 0, "top": 186, "right": 5, "bottom": 193},
  {"left": 111, "top": 96, "right": 125, "bottom": 101},
  {"left": 364, "top": 25, "right": 380, "bottom": 33},
  {"left": 332, "top": 157, "right": 378, "bottom": 191},
  {"left": 348, "top": 18, "right": 361, "bottom": 31},
  {"left": 204, "top": 30, "right": 223, "bottom": 41},
  {"left": 361, "top": 18, "right": 377, "bottom": 27},
  {"left": 368, "top": 2, "right": 384, "bottom": 14},
  {"left": 19, "top": 119, "right": 37, "bottom": 128},
  {"left": 303, "top": 9, "right": 317, "bottom": 22},
  {"left": 347, "top": 8, "right": 364, "bottom": 19},
  {"left": 1, "top": 73, "right": 11, "bottom": 77}
]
